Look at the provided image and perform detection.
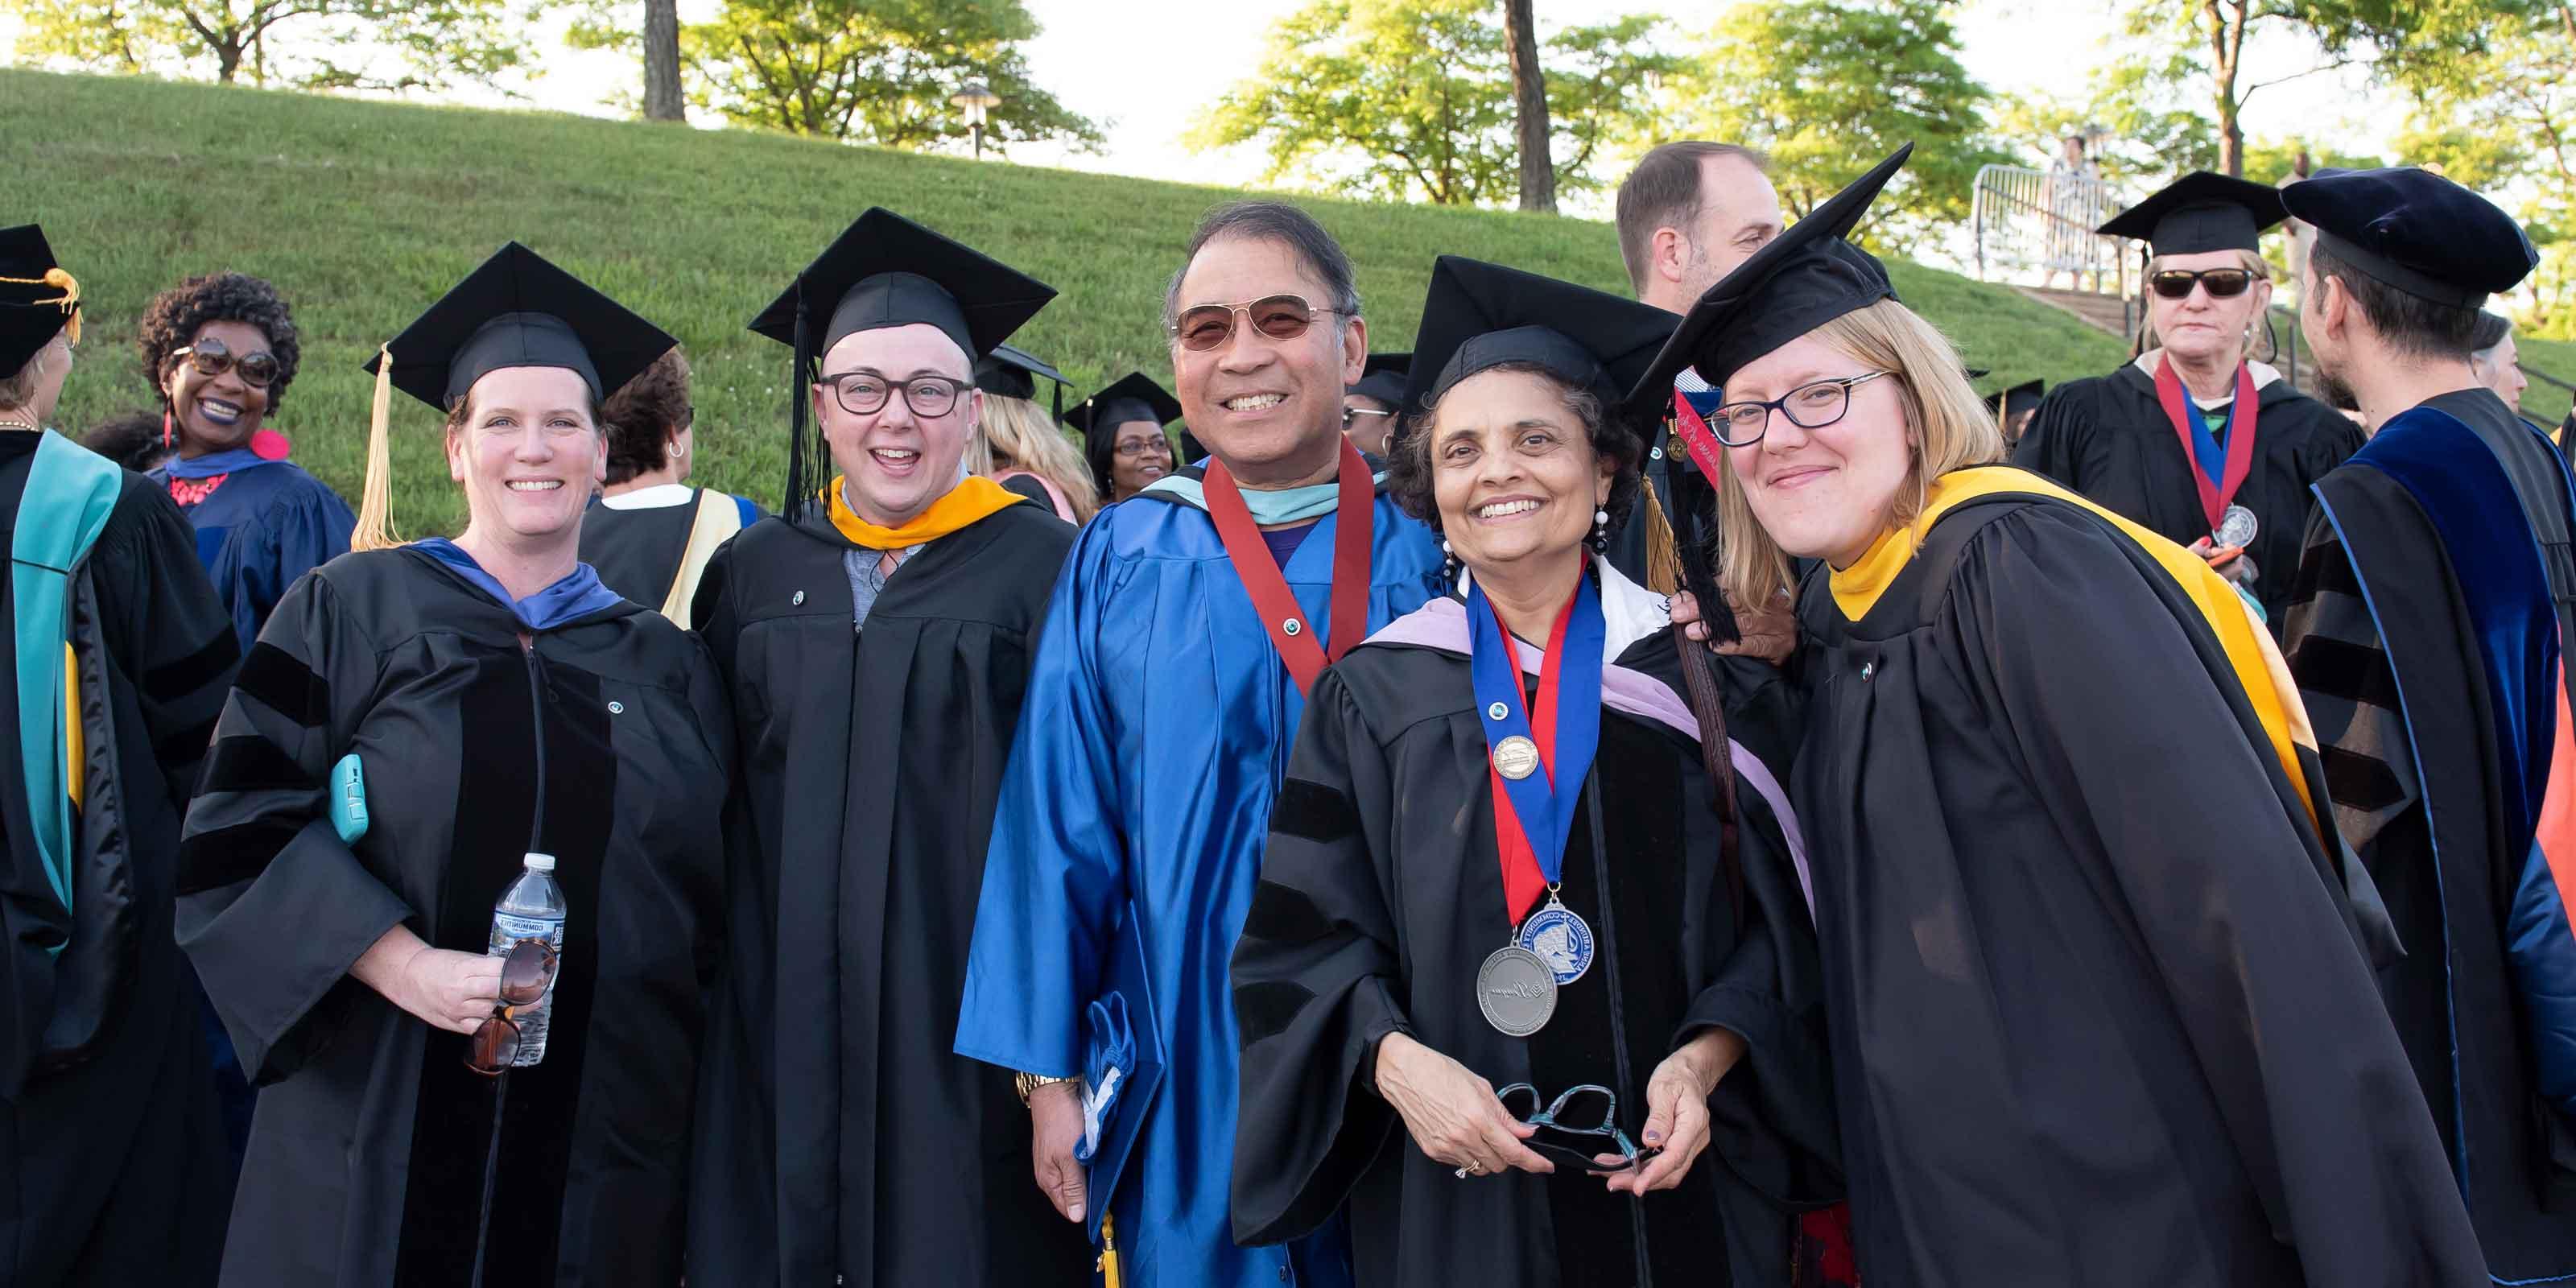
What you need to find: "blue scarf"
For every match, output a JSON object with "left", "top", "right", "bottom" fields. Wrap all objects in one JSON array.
[
  {"left": 413, "top": 538, "right": 625, "bottom": 631},
  {"left": 156, "top": 447, "right": 283, "bottom": 481}
]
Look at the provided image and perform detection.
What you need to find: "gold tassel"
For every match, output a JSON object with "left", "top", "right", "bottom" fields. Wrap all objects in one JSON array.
[
  {"left": 1, "top": 266, "right": 81, "bottom": 345},
  {"left": 1639, "top": 474, "right": 1680, "bottom": 595},
  {"left": 1097, "top": 1213, "right": 1121, "bottom": 1288},
  {"left": 351, "top": 344, "right": 402, "bottom": 551}
]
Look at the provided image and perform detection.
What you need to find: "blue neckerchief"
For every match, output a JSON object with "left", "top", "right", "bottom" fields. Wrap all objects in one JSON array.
[
  {"left": 412, "top": 537, "right": 624, "bottom": 631},
  {"left": 1467, "top": 569, "right": 1605, "bottom": 896},
  {"left": 156, "top": 447, "right": 282, "bottom": 481},
  {"left": 2187, "top": 400, "right": 2235, "bottom": 489},
  {"left": 1141, "top": 469, "right": 1386, "bottom": 525}
]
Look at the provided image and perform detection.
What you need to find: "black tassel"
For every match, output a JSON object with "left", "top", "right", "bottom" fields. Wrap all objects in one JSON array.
[{"left": 783, "top": 280, "right": 812, "bottom": 522}]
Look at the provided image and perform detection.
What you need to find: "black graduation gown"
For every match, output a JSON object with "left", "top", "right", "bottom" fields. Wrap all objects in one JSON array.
[
  {"left": 685, "top": 502, "right": 1091, "bottom": 1287},
  {"left": 2281, "top": 390, "right": 2576, "bottom": 1282},
  {"left": 175, "top": 547, "right": 729, "bottom": 1286},
  {"left": 1, "top": 435, "right": 235, "bottom": 1287},
  {"left": 2013, "top": 361, "right": 2362, "bottom": 630},
  {"left": 579, "top": 495, "right": 701, "bottom": 609},
  {"left": 1231, "top": 601, "right": 1839, "bottom": 1288},
  {"left": 1798, "top": 483, "right": 2486, "bottom": 1286}
]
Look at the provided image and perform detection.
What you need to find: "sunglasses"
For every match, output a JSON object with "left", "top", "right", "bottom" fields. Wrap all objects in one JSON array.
[
  {"left": 169, "top": 336, "right": 281, "bottom": 387},
  {"left": 1170, "top": 295, "right": 1341, "bottom": 353},
  {"left": 1496, "top": 1083, "right": 1656, "bottom": 1173},
  {"left": 465, "top": 937, "right": 561, "bottom": 1075},
  {"left": 2149, "top": 268, "right": 2260, "bottom": 300}
]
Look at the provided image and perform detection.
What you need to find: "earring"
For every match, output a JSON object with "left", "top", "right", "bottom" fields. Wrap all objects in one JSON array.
[
  {"left": 1440, "top": 537, "right": 1460, "bottom": 588},
  {"left": 1590, "top": 508, "right": 1610, "bottom": 553},
  {"left": 163, "top": 409, "right": 174, "bottom": 449}
]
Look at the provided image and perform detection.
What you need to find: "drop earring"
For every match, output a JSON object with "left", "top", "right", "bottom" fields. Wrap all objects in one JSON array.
[
  {"left": 1590, "top": 507, "right": 1610, "bottom": 553},
  {"left": 1441, "top": 536, "right": 1460, "bottom": 589}
]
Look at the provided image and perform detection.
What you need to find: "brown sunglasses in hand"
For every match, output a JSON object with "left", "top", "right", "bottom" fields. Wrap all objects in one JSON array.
[{"left": 465, "top": 937, "right": 561, "bottom": 1075}]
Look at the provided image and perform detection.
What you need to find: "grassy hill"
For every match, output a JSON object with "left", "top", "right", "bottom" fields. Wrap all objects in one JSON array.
[{"left": 26, "top": 68, "right": 2548, "bottom": 536}]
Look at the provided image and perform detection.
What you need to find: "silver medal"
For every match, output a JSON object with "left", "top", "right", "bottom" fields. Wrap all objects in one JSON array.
[
  {"left": 1476, "top": 944, "right": 1558, "bottom": 1036},
  {"left": 1491, "top": 735, "right": 1541, "bottom": 781},
  {"left": 2214, "top": 504, "right": 2258, "bottom": 550}
]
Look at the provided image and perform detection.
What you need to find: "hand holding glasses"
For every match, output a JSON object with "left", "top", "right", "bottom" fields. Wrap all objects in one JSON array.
[
  {"left": 465, "top": 937, "right": 560, "bottom": 1075},
  {"left": 169, "top": 336, "right": 280, "bottom": 387},
  {"left": 1492, "top": 1083, "right": 1655, "bottom": 1174}
]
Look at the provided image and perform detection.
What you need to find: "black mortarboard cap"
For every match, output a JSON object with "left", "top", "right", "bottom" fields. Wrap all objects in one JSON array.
[
  {"left": 366, "top": 242, "right": 675, "bottom": 411},
  {"left": 2279, "top": 167, "right": 2537, "bottom": 307},
  {"left": 1067, "top": 371, "right": 1183, "bottom": 439},
  {"left": 1406, "top": 257, "right": 1675, "bottom": 422},
  {"left": 749, "top": 208, "right": 1055, "bottom": 361},
  {"left": 0, "top": 224, "right": 81, "bottom": 376},
  {"left": 978, "top": 341, "right": 1071, "bottom": 423},
  {"left": 1629, "top": 144, "right": 1910, "bottom": 406},
  {"left": 2096, "top": 171, "right": 2285, "bottom": 255},
  {"left": 1984, "top": 378, "right": 2044, "bottom": 418},
  {"left": 1347, "top": 351, "right": 1411, "bottom": 408}
]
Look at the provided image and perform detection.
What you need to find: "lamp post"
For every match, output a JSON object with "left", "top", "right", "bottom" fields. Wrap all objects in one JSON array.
[{"left": 951, "top": 80, "right": 1001, "bottom": 160}]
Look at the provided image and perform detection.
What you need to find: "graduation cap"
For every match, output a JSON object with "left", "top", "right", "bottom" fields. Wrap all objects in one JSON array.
[
  {"left": 1067, "top": 371, "right": 1182, "bottom": 439},
  {"left": 1630, "top": 143, "right": 1910, "bottom": 404},
  {"left": 2096, "top": 171, "right": 2286, "bottom": 256},
  {"left": 353, "top": 242, "right": 675, "bottom": 549},
  {"left": 2279, "top": 166, "right": 2537, "bottom": 307},
  {"left": 749, "top": 208, "right": 1057, "bottom": 517},
  {"left": 1346, "top": 351, "right": 1411, "bottom": 410},
  {"left": 1405, "top": 257, "right": 1675, "bottom": 422},
  {"left": 978, "top": 341, "right": 1071, "bottom": 423},
  {"left": 0, "top": 224, "right": 82, "bottom": 377},
  {"left": 1984, "top": 378, "right": 2044, "bottom": 419}
]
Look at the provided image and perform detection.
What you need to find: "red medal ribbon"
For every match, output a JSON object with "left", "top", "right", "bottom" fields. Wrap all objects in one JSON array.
[
  {"left": 2153, "top": 356, "right": 2260, "bottom": 530},
  {"left": 1202, "top": 437, "right": 1376, "bottom": 696},
  {"left": 1486, "top": 576, "right": 1583, "bottom": 924}
]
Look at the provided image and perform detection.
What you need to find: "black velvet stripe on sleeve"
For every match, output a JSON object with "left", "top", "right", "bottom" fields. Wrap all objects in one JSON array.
[
  {"left": 1232, "top": 979, "right": 1318, "bottom": 1047},
  {"left": 146, "top": 628, "right": 242, "bottom": 696},
  {"left": 154, "top": 712, "right": 223, "bottom": 772},
  {"left": 1269, "top": 777, "right": 1361, "bottom": 844},
  {"left": 235, "top": 642, "right": 332, "bottom": 728},
  {"left": 1241, "top": 878, "right": 1339, "bottom": 947},
  {"left": 176, "top": 815, "right": 304, "bottom": 897},
  {"left": 198, "top": 734, "right": 320, "bottom": 797},
  {"left": 2287, "top": 634, "right": 2404, "bottom": 710},
  {"left": 2321, "top": 745, "right": 2411, "bottom": 815}
]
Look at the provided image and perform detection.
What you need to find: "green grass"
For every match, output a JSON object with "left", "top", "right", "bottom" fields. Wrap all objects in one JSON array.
[
  {"left": 6, "top": 67, "right": 2142, "bottom": 535},
  {"left": 2519, "top": 334, "right": 2576, "bottom": 428}
]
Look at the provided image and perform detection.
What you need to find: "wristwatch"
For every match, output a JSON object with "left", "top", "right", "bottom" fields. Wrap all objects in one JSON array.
[{"left": 1015, "top": 1071, "right": 1077, "bottom": 1104}]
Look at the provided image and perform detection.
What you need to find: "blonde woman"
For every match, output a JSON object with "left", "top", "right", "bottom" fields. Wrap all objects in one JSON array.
[
  {"left": 975, "top": 390, "right": 1097, "bottom": 523},
  {"left": 1644, "top": 147, "right": 2484, "bottom": 1286},
  {"left": 2013, "top": 171, "right": 2360, "bottom": 628}
]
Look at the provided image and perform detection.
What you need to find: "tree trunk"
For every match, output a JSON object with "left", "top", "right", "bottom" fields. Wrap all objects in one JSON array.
[
  {"left": 643, "top": 0, "right": 684, "bottom": 122},
  {"left": 2202, "top": 0, "right": 2247, "bottom": 176},
  {"left": 1501, "top": 0, "right": 1554, "bottom": 213}
]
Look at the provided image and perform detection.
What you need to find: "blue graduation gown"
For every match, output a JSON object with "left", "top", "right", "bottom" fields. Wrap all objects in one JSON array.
[
  {"left": 149, "top": 460, "right": 353, "bottom": 654},
  {"left": 956, "top": 487, "right": 1443, "bottom": 1288}
]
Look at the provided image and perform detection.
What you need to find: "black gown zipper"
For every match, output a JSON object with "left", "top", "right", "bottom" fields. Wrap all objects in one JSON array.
[
  {"left": 1584, "top": 772, "right": 1653, "bottom": 1288},
  {"left": 520, "top": 638, "right": 548, "bottom": 854}
]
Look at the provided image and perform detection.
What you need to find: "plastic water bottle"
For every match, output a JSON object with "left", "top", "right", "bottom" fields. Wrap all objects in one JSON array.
[{"left": 487, "top": 852, "right": 566, "bottom": 1067}]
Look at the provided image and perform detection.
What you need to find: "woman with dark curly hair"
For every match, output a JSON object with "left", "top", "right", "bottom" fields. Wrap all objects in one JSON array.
[
  {"left": 575, "top": 346, "right": 762, "bottom": 627},
  {"left": 1231, "top": 256, "right": 1833, "bottom": 1288},
  {"left": 138, "top": 271, "right": 354, "bottom": 654}
]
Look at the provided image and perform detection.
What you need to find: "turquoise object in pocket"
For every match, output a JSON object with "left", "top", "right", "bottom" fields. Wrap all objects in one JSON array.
[{"left": 329, "top": 753, "right": 368, "bottom": 844}]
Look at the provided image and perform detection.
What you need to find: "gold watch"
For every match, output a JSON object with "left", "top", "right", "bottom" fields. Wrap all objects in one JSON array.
[{"left": 1014, "top": 1071, "right": 1076, "bottom": 1104}]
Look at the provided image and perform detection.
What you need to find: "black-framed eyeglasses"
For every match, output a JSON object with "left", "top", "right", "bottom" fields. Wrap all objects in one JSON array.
[
  {"left": 465, "top": 937, "right": 560, "bottom": 1075},
  {"left": 1169, "top": 294, "right": 1343, "bottom": 352},
  {"left": 169, "top": 336, "right": 279, "bottom": 387},
  {"left": 1495, "top": 1083, "right": 1653, "bottom": 1173},
  {"left": 1711, "top": 370, "right": 1893, "bottom": 447},
  {"left": 819, "top": 371, "right": 965, "bottom": 419},
  {"left": 2149, "top": 267, "right": 2260, "bottom": 300}
]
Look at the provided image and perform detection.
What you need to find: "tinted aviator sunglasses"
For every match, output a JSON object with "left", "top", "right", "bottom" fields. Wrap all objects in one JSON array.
[
  {"left": 1169, "top": 295, "right": 1341, "bottom": 352},
  {"left": 169, "top": 336, "right": 280, "bottom": 386},
  {"left": 2149, "top": 267, "right": 2260, "bottom": 300},
  {"left": 465, "top": 937, "right": 561, "bottom": 1075}
]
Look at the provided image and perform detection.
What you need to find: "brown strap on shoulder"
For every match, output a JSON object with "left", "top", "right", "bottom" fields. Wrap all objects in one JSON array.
[{"left": 1674, "top": 625, "right": 1745, "bottom": 931}]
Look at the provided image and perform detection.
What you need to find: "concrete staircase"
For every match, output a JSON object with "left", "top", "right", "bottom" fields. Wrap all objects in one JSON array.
[{"left": 2014, "top": 285, "right": 2135, "bottom": 341}]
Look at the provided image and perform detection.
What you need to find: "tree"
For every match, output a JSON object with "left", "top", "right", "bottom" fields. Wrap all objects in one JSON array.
[
  {"left": 1501, "top": 0, "right": 1553, "bottom": 213},
  {"left": 675, "top": 0, "right": 1100, "bottom": 152},
  {"left": 6, "top": 0, "right": 528, "bottom": 90},
  {"left": 642, "top": 0, "right": 683, "bottom": 122},
  {"left": 1666, "top": 0, "right": 2004, "bottom": 250},
  {"left": 1191, "top": 0, "right": 1675, "bottom": 207}
]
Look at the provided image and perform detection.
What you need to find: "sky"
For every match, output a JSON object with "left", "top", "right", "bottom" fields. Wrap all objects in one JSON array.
[{"left": 3, "top": 0, "right": 2410, "bottom": 208}]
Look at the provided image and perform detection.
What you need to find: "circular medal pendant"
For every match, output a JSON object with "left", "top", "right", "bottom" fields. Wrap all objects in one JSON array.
[
  {"left": 1476, "top": 945, "right": 1558, "bottom": 1036},
  {"left": 2214, "top": 504, "right": 2259, "bottom": 550},
  {"left": 1492, "top": 734, "right": 1541, "bottom": 781},
  {"left": 1517, "top": 901, "right": 1596, "bottom": 985}
]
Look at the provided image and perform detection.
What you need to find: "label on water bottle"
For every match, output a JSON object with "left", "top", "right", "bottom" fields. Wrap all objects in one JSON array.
[
  {"left": 489, "top": 913, "right": 564, "bottom": 1067},
  {"left": 489, "top": 912, "right": 563, "bottom": 955}
]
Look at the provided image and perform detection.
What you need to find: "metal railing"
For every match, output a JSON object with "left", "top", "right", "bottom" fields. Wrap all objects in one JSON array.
[{"left": 1971, "top": 163, "right": 2126, "bottom": 295}]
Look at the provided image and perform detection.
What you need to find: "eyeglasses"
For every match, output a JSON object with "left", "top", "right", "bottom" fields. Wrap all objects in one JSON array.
[
  {"left": 1708, "top": 370, "right": 1893, "bottom": 447},
  {"left": 820, "top": 372, "right": 965, "bottom": 419},
  {"left": 2149, "top": 267, "right": 2260, "bottom": 300},
  {"left": 1113, "top": 435, "right": 1173, "bottom": 460},
  {"left": 1169, "top": 295, "right": 1343, "bottom": 353},
  {"left": 465, "top": 937, "right": 561, "bottom": 1075},
  {"left": 169, "top": 336, "right": 279, "bottom": 387},
  {"left": 1495, "top": 1083, "right": 1653, "bottom": 1173}
]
